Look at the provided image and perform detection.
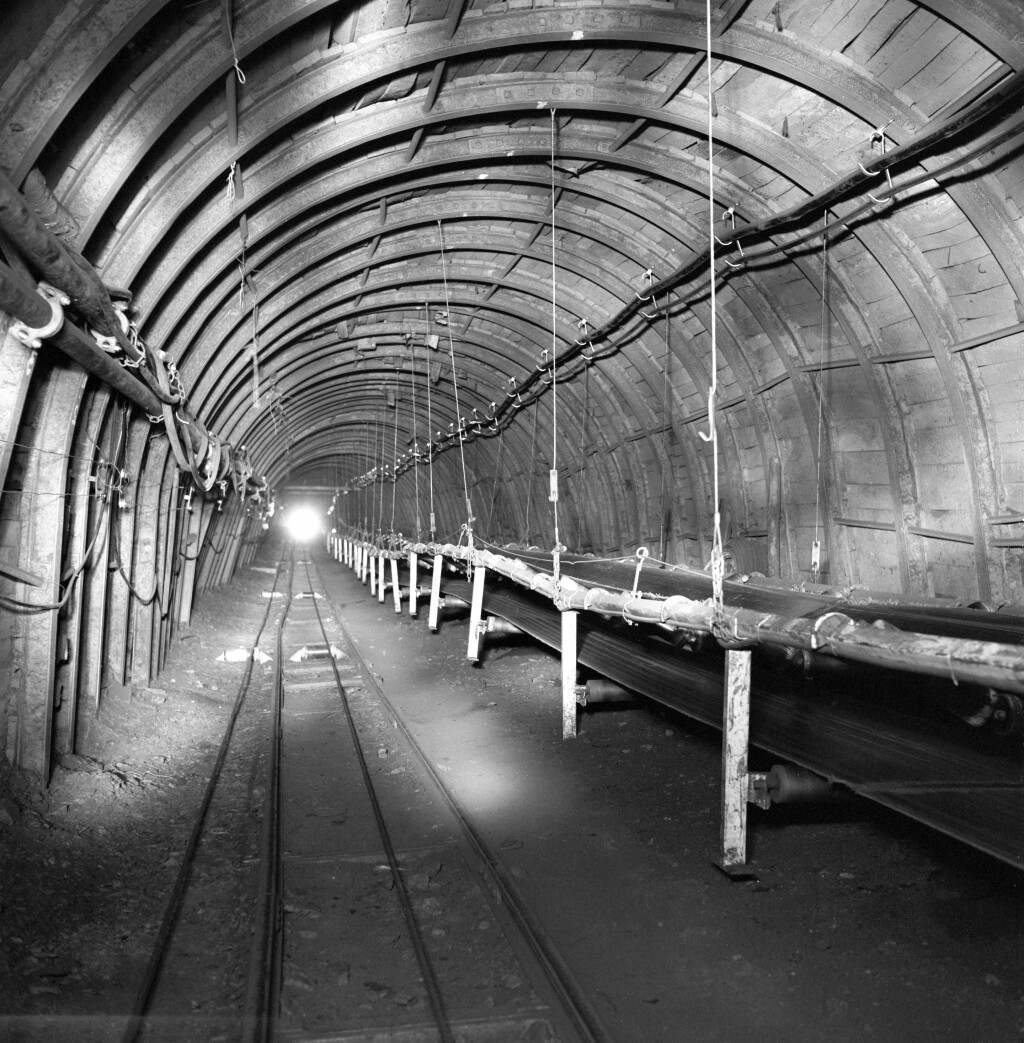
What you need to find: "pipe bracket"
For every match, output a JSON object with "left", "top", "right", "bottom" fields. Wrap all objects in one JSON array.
[{"left": 11, "top": 281, "right": 68, "bottom": 349}]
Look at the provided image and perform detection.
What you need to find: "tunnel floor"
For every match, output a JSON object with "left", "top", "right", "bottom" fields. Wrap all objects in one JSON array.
[{"left": 1, "top": 548, "right": 1022, "bottom": 1042}]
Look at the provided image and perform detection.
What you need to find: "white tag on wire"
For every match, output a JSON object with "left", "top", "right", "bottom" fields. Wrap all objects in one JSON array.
[
  {"left": 810, "top": 539, "right": 821, "bottom": 575},
  {"left": 548, "top": 468, "right": 558, "bottom": 503}
]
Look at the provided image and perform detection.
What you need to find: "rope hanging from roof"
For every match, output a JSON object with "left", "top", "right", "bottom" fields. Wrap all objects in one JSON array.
[
  {"left": 699, "top": 0, "right": 726, "bottom": 622},
  {"left": 390, "top": 377, "right": 399, "bottom": 535},
  {"left": 523, "top": 402, "right": 539, "bottom": 545},
  {"left": 376, "top": 403, "right": 387, "bottom": 538},
  {"left": 812, "top": 210, "right": 830, "bottom": 583},
  {"left": 410, "top": 335, "right": 421, "bottom": 540},
  {"left": 425, "top": 301, "right": 437, "bottom": 540},
  {"left": 548, "top": 107, "right": 563, "bottom": 582}
]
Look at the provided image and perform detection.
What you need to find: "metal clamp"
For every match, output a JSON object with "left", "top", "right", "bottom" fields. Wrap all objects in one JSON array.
[
  {"left": 630, "top": 545, "right": 649, "bottom": 595},
  {"left": 11, "top": 282, "right": 68, "bottom": 349}
]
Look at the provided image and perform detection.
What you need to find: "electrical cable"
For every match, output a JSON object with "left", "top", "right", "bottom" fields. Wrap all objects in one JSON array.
[
  {"left": 0, "top": 497, "right": 109, "bottom": 613},
  {"left": 366, "top": 69, "right": 1024, "bottom": 490}
]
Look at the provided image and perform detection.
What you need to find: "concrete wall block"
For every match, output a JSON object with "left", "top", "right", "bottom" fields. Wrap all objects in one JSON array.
[
  {"left": 951, "top": 284, "right": 1016, "bottom": 321},
  {"left": 841, "top": 449, "right": 889, "bottom": 485},
  {"left": 916, "top": 463, "right": 971, "bottom": 509}
]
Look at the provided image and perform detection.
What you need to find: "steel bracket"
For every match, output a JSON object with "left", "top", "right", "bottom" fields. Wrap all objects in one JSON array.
[
  {"left": 11, "top": 282, "right": 69, "bottom": 349},
  {"left": 747, "top": 772, "right": 772, "bottom": 810}
]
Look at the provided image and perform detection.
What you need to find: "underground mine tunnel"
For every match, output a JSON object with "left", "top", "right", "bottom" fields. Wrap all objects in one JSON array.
[{"left": 0, "top": 1, "right": 1022, "bottom": 1040}]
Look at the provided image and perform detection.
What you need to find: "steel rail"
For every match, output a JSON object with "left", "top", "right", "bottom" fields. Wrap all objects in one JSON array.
[
  {"left": 241, "top": 552, "right": 288, "bottom": 1043},
  {"left": 299, "top": 555, "right": 458, "bottom": 1043},
  {"left": 120, "top": 556, "right": 286, "bottom": 1043},
  {"left": 310, "top": 553, "right": 617, "bottom": 1043}
]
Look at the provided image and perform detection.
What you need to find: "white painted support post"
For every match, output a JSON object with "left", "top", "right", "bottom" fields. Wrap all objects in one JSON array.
[
  {"left": 561, "top": 610, "right": 579, "bottom": 739},
  {"left": 391, "top": 557, "right": 401, "bottom": 613},
  {"left": 343, "top": 538, "right": 349, "bottom": 566},
  {"left": 369, "top": 551, "right": 377, "bottom": 594},
  {"left": 408, "top": 552, "right": 418, "bottom": 616},
  {"left": 377, "top": 554, "right": 387, "bottom": 603},
  {"left": 466, "top": 565, "right": 487, "bottom": 661},
  {"left": 720, "top": 649, "right": 754, "bottom": 872},
  {"left": 428, "top": 554, "right": 443, "bottom": 631}
]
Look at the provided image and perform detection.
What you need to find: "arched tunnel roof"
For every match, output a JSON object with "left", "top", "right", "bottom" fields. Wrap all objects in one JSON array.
[{"left": 2, "top": 0, "right": 1023, "bottom": 607}]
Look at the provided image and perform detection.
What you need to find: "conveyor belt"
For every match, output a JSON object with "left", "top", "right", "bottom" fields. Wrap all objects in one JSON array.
[
  {"left": 496, "top": 548, "right": 1024, "bottom": 645},
  {"left": 446, "top": 577, "right": 1024, "bottom": 872}
]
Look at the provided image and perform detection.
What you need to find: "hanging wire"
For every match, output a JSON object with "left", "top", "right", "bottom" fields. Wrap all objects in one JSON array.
[
  {"left": 373, "top": 410, "right": 381, "bottom": 534},
  {"left": 548, "top": 107, "right": 563, "bottom": 581},
  {"left": 523, "top": 403, "right": 539, "bottom": 544},
  {"left": 250, "top": 299, "right": 260, "bottom": 409},
  {"left": 410, "top": 336, "right": 422, "bottom": 540},
  {"left": 698, "top": 0, "right": 725, "bottom": 621},
  {"left": 813, "top": 210, "right": 830, "bottom": 582},
  {"left": 425, "top": 303, "right": 437, "bottom": 540},
  {"left": 390, "top": 380, "right": 399, "bottom": 535},
  {"left": 659, "top": 292, "right": 673, "bottom": 560},
  {"left": 225, "top": 161, "right": 237, "bottom": 203},
  {"left": 376, "top": 402, "right": 387, "bottom": 538},
  {"left": 486, "top": 426, "right": 505, "bottom": 534},
  {"left": 224, "top": 0, "right": 246, "bottom": 83},
  {"left": 437, "top": 222, "right": 474, "bottom": 542}
]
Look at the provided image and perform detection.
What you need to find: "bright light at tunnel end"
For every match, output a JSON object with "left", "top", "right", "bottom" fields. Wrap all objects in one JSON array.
[{"left": 284, "top": 505, "right": 323, "bottom": 543}]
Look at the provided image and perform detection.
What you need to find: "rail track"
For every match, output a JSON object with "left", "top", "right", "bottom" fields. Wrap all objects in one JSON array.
[{"left": 121, "top": 544, "right": 612, "bottom": 1043}]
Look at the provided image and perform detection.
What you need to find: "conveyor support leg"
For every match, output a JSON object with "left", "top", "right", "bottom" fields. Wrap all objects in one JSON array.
[
  {"left": 378, "top": 554, "right": 387, "bottom": 603},
  {"left": 561, "top": 610, "right": 582, "bottom": 739},
  {"left": 369, "top": 551, "right": 377, "bottom": 594},
  {"left": 428, "top": 554, "right": 443, "bottom": 631},
  {"left": 719, "top": 649, "right": 760, "bottom": 875},
  {"left": 467, "top": 565, "right": 487, "bottom": 661},
  {"left": 409, "top": 552, "right": 419, "bottom": 616},
  {"left": 391, "top": 557, "right": 401, "bottom": 613}
]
